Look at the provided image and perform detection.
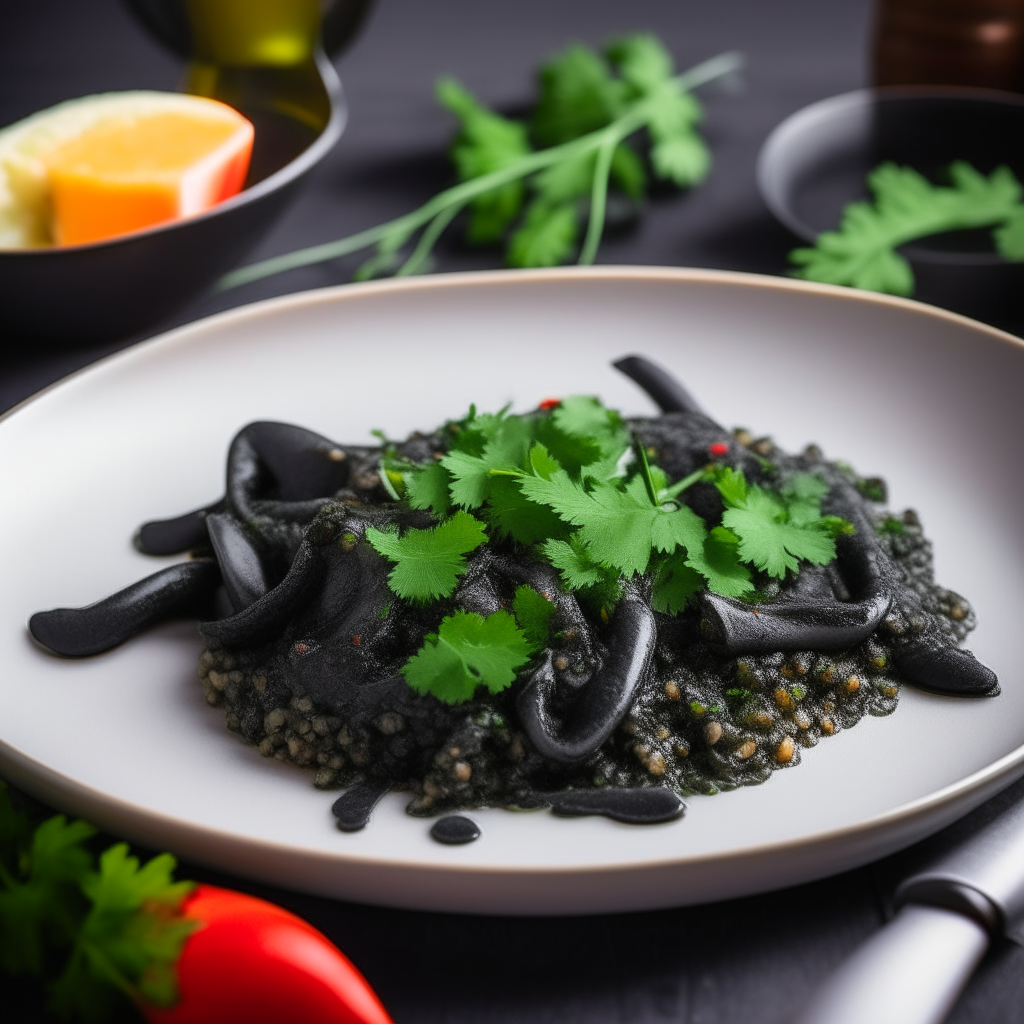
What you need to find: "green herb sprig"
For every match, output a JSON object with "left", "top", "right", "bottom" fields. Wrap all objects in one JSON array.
[
  {"left": 790, "top": 161, "right": 1024, "bottom": 296},
  {"left": 362, "top": 396, "right": 852, "bottom": 704},
  {"left": 0, "top": 782, "right": 195, "bottom": 1022},
  {"left": 219, "top": 38, "right": 742, "bottom": 291}
]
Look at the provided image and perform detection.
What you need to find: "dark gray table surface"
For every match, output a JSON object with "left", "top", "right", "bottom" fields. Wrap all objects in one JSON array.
[{"left": 4, "top": 2, "right": 1024, "bottom": 1021}]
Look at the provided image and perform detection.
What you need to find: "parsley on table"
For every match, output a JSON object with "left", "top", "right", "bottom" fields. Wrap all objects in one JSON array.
[
  {"left": 0, "top": 782, "right": 195, "bottom": 1022},
  {"left": 790, "top": 161, "right": 1024, "bottom": 296},
  {"left": 366, "top": 510, "right": 487, "bottom": 602},
  {"left": 219, "top": 36, "right": 742, "bottom": 290},
  {"left": 401, "top": 610, "right": 535, "bottom": 704}
]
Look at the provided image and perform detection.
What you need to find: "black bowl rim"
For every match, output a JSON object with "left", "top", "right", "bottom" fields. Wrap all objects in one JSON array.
[
  {"left": 0, "top": 50, "right": 346, "bottom": 260},
  {"left": 757, "top": 85, "right": 1024, "bottom": 267}
]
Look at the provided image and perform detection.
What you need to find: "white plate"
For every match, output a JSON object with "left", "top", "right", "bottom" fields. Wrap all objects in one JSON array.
[{"left": 3, "top": 267, "right": 1023, "bottom": 915}]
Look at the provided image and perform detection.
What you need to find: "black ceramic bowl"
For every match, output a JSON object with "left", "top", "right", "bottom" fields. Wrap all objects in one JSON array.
[
  {"left": 0, "top": 54, "right": 344, "bottom": 347},
  {"left": 757, "top": 88, "right": 1024, "bottom": 326}
]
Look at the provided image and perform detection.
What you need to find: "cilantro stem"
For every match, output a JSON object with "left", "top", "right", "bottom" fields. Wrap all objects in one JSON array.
[
  {"left": 578, "top": 131, "right": 618, "bottom": 266},
  {"left": 397, "top": 202, "right": 466, "bottom": 276},
  {"left": 217, "top": 51, "right": 743, "bottom": 292},
  {"left": 634, "top": 441, "right": 659, "bottom": 506},
  {"left": 661, "top": 466, "right": 710, "bottom": 500},
  {"left": 379, "top": 460, "right": 403, "bottom": 500}
]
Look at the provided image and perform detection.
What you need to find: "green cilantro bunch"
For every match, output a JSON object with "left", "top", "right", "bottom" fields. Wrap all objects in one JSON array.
[
  {"left": 0, "top": 782, "right": 195, "bottom": 1023},
  {"left": 790, "top": 161, "right": 1024, "bottom": 296},
  {"left": 365, "top": 397, "right": 852, "bottom": 705},
  {"left": 435, "top": 34, "right": 711, "bottom": 269},
  {"left": 219, "top": 39, "right": 742, "bottom": 291}
]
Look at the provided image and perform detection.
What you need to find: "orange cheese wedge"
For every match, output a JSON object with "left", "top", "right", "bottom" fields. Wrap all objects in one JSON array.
[{"left": 44, "top": 99, "right": 253, "bottom": 246}]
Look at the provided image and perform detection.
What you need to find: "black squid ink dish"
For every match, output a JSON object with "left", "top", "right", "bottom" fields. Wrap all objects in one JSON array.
[{"left": 29, "top": 356, "right": 998, "bottom": 844}]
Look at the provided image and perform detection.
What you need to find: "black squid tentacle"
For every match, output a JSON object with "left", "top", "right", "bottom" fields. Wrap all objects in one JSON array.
[
  {"left": 699, "top": 477, "right": 895, "bottom": 655},
  {"left": 28, "top": 560, "right": 221, "bottom": 657},
  {"left": 516, "top": 590, "right": 655, "bottom": 764},
  {"left": 613, "top": 354, "right": 707, "bottom": 415},
  {"left": 135, "top": 500, "right": 224, "bottom": 556},
  {"left": 205, "top": 512, "right": 270, "bottom": 613}
]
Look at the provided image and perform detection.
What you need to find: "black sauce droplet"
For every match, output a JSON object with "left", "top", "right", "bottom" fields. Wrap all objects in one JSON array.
[
  {"left": 546, "top": 787, "right": 685, "bottom": 825},
  {"left": 331, "top": 780, "right": 389, "bottom": 832},
  {"left": 430, "top": 815, "right": 481, "bottom": 845}
]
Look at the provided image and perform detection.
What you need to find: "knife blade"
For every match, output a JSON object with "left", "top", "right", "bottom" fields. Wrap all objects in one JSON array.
[{"left": 790, "top": 791, "right": 1024, "bottom": 1024}]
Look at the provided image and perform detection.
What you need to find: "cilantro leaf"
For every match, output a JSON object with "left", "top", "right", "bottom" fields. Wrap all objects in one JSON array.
[
  {"left": 401, "top": 610, "right": 534, "bottom": 703},
  {"left": 994, "top": 204, "right": 1024, "bottom": 260},
  {"left": 685, "top": 526, "right": 754, "bottom": 597},
  {"left": 791, "top": 161, "right": 1024, "bottom": 296},
  {"left": 610, "top": 142, "right": 646, "bottom": 201},
  {"left": 367, "top": 511, "right": 487, "bottom": 601},
  {"left": 532, "top": 152, "right": 597, "bottom": 206},
  {"left": 782, "top": 472, "right": 829, "bottom": 526},
  {"left": 436, "top": 76, "right": 532, "bottom": 243},
  {"left": 542, "top": 535, "right": 615, "bottom": 591},
  {"left": 441, "top": 416, "right": 532, "bottom": 507},
  {"left": 606, "top": 34, "right": 675, "bottom": 95},
  {"left": 51, "top": 844, "right": 196, "bottom": 1019},
  {"left": 486, "top": 474, "right": 568, "bottom": 545},
  {"left": 651, "top": 556, "right": 704, "bottom": 613},
  {"left": 405, "top": 460, "right": 453, "bottom": 517},
  {"left": 706, "top": 466, "right": 846, "bottom": 578},
  {"left": 533, "top": 419, "right": 604, "bottom": 475},
  {"left": 532, "top": 44, "right": 625, "bottom": 145},
  {"left": 507, "top": 201, "right": 578, "bottom": 268},
  {"left": 722, "top": 487, "right": 837, "bottom": 577},
  {"left": 0, "top": 801, "right": 95, "bottom": 981},
  {"left": 650, "top": 131, "right": 710, "bottom": 187},
  {"left": 553, "top": 394, "right": 620, "bottom": 441},
  {"left": 512, "top": 585, "right": 556, "bottom": 649},
  {"left": 520, "top": 470, "right": 706, "bottom": 576}
]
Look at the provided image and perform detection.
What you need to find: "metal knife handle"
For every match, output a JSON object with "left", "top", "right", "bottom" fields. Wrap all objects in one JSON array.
[{"left": 789, "top": 904, "right": 988, "bottom": 1024}]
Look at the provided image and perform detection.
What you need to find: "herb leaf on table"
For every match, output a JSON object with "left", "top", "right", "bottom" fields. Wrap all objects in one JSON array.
[
  {"left": 219, "top": 38, "right": 742, "bottom": 291},
  {"left": 0, "top": 782, "right": 195, "bottom": 1021}
]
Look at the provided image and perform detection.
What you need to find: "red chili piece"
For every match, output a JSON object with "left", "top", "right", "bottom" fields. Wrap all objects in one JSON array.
[
  {"left": 352, "top": 635, "right": 362, "bottom": 646},
  {"left": 144, "top": 885, "right": 394, "bottom": 1024},
  {"left": 708, "top": 442, "right": 729, "bottom": 456},
  {"left": 538, "top": 398, "right": 560, "bottom": 410}
]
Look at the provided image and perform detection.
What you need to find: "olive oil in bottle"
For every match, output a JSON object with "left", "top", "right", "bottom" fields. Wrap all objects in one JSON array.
[{"left": 182, "top": 0, "right": 330, "bottom": 182}]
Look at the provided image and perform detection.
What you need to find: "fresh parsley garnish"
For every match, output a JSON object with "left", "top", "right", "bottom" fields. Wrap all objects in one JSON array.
[
  {"left": 790, "top": 161, "right": 1024, "bottom": 296},
  {"left": 711, "top": 466, "right": 851, "bottom": 578},
  {"left": 366, "top": 510, "right": 487, "bottom": 602},
  {"left": 219, "top": 38, "right": 742, "bottom": 290},
  {"left": 368, "top": 396, "right": 853, "bottom": 705},
  {"left": 401, "top": 610, "right": 535, "bottom": 703}
]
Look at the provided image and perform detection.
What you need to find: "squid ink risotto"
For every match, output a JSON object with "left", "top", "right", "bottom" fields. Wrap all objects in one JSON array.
[{"left": 30, "top": 356, "right": 997, "bottom": 839}]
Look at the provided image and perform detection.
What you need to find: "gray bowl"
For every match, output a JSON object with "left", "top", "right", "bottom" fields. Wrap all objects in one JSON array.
[
  {"left": 757, "top": 87, "right": 1024, "bottom": 326},
  {"left": 0, "top": 53, "right": 345, "bottom": 347}
]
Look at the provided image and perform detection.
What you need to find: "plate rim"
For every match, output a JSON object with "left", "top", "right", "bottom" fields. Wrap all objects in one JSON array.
[{"left": 4, "top": 265, "right": 1024, "bottom": 906}]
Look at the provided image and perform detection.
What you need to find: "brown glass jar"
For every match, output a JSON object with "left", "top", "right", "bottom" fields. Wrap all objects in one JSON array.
[{"left": 873, "top": 0, "right": 1024, "bottom": 91}]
